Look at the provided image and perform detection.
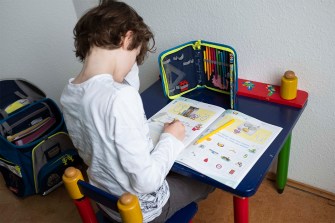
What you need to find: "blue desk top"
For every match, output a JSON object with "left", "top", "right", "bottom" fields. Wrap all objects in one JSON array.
[{"left": 141, "top": 80, "right": 307, "bottom": 197}]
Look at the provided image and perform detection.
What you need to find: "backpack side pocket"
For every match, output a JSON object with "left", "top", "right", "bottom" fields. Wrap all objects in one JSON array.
[
  {"left": 32, "top": 132, "right": 81, "bottom": 195},
  {"left": 38, "top": 149, "right": 80, "bottom": 195},
  {"left": 0, "top": 156, "right": 25, "bottom": 197}
]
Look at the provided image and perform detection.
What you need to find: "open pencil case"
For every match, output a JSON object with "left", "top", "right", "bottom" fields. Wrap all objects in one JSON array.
[{"left": 158, "top": 40, "right": 238, "bottom": 109}]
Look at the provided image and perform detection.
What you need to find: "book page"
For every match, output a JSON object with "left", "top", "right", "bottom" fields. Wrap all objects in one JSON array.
[
  {"left": 176, "top": 109, "right": 282, "bottom": 189},
  {"left": 148, "top": 97, "right": 225, "bottom": 147}
]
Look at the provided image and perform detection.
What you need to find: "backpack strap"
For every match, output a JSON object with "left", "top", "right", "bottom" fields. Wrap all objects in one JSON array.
[
  {"left": 14, "top": 91, "right": 29, "bottom": 100},
  {"left": 0, "top": 121, "right": 12, "bottom": 136},
  {"left": 0, "top": 124, "right": 4, "bottom": 136},
  {"left": 15, "top": 80, "right": 45, "bottom": 102},
  {"left": 41, "top": 102, "right": 54, "bottom": 118},
  {"left": 0, "top": 109, "right": 8, "bottom": 119}
]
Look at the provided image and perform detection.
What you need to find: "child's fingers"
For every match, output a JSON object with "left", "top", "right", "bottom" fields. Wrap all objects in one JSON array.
[{"left": 165, "top": 118, "right": 178, "bottom": 126}]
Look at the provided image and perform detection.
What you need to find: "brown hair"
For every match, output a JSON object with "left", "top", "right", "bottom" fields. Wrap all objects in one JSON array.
[{"left": 73, "top": 0, "right": 155, "bottom": 64}]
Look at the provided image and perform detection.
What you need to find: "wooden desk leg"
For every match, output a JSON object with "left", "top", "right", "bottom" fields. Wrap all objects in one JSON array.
[
  {"left": 276, "top": 133, "right": 292, "bottom": 194},
  {"left": 233, "top": 196, "right": 249, "bottom": 223}
]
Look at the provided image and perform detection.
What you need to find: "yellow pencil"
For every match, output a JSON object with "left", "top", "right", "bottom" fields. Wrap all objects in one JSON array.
[
  {"left": 203, "top": 50, "right": 206, "bottom": 75},
  {"left": 195, "top": 119, "right": 235, "bottom": 144}
]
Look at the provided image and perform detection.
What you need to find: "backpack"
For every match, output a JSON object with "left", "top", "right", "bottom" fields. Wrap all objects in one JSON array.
[{"left": 0, "top": 79, "right": 82, "bottom": 197}]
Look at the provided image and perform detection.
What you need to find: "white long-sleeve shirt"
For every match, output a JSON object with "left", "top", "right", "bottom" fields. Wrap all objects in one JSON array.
[{"left": 60, "top": 74, "right": 184, "bottom": 222}]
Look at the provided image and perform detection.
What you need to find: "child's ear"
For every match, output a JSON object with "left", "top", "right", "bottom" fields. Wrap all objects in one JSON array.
[{"left": 121, "top": 31, "right": 134, "bottom": 49}]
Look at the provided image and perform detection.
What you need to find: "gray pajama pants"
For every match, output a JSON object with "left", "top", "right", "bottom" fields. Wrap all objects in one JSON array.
[
  {"left": 150, "top": 172, "right": 215, "bottom": 223},
  {"left": 99, "top": 172, "right": 215, "bottom": 223}
]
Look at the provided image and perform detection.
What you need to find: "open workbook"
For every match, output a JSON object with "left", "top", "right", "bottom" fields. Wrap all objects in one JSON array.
[{"left": 148, "top": 97, "right": 282, "bottom": 189}]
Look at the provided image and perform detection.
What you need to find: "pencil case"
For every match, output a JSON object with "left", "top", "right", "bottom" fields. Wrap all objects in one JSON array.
[{"left": 158, "top": 40, "right": 238, "bottom": 109}]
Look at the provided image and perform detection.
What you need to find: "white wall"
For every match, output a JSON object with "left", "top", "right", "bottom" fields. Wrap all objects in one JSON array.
[
  {"left": 0, "top": 0, "right": 82, "bottom": 102},
  {"left": 1, "top": 1, "right": 334, "bottom": 194}
]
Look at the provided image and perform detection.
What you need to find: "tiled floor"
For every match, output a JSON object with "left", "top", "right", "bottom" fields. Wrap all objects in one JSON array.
[{"left": 0, "top": 176, "right": 334, "bottom": 223}]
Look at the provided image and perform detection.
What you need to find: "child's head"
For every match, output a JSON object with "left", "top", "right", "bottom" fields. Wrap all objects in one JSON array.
[{"left": 73, "top": 0, "right": 155, "bottom": 65}]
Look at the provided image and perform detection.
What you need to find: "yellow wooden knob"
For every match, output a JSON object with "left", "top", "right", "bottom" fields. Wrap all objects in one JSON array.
[
  {"left": 119, "top": 193, "right": 135, "bottom": 205},
  {"left": 62, "top": 167, "right": 84, "bottom": 200},
  {"left": 117, "top": 192, "right": 143, "bottom": 223},
  {"left": 64, "top": 166, "right": 78, "bottom": 178},
  {"left": 280, "top": 70, "right": 298, "bottom": 100}
]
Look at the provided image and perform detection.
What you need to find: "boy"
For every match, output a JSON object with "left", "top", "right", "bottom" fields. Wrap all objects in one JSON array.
[{"left": 60, "top": 1, "right": 214, "bottom": 222}]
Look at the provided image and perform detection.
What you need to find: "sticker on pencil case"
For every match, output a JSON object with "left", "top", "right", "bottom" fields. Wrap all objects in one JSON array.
[
  {"left": 173, "top": 54, "right": 184, "bottom": 61},
  {"left": 183, "top": 59, "right": 194, "bottom": 66}
]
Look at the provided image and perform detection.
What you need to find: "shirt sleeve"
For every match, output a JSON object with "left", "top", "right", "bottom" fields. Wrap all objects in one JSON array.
[{"left": 111, "top": 87, "right": 184, "bottom": 194}]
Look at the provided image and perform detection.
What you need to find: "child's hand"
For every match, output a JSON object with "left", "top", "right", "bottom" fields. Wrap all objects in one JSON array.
[{"left": 163, "top": 119, "right": 185, "bottom": 141}]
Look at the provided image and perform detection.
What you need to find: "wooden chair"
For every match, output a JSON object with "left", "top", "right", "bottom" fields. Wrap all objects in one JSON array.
[{"left": 62, "top": 167, "right": 198, "bottom": 223}]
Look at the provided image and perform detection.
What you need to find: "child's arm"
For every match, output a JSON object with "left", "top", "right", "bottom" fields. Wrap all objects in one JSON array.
[{"left": 112, "top": 88, "right": 184, "bottom": 194}]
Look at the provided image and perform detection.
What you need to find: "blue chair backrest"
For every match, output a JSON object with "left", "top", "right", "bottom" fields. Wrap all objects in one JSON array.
[
  {"left": 78, "top": 180, "right": 119, "bottom": 212},
  {"left": 77, "top": 179, "right": 198, "bottom": 223}
]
